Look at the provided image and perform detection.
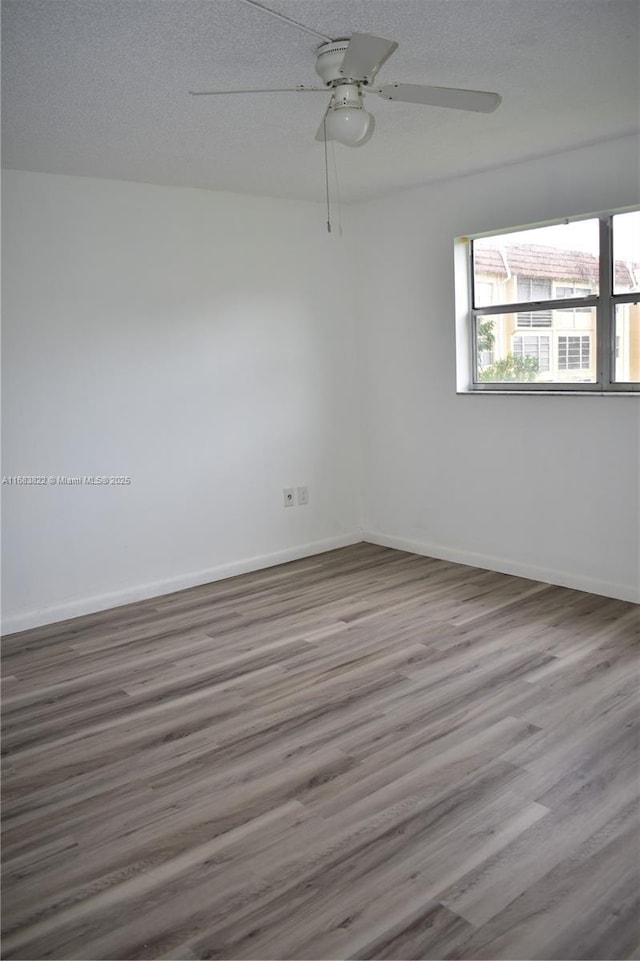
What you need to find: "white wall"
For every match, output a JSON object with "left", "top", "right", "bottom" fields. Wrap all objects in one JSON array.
[
  {"left": 3, "top": 138, "right": 639, "bottom": 633},
  {"left": 354, "top": 135, "right": 640, "bottom": 602},
  {"left": 1, "top": 171, "right": 360, "bottom": 631}
]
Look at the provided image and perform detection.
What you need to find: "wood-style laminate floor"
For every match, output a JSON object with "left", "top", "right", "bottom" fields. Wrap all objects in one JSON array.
[{"left": 2, "top": 543, "right": 639, "bottom": 960}]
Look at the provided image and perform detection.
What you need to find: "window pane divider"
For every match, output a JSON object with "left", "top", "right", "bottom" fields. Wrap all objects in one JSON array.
[
  {"left": 598, "top": 216, "right": 612, "bottom": 388},
  {"left": 471, "top": 296, "right": 599, "bottom": 318},
  {"left": 612, "top": 291, "right": 640, "bottom": 305}
]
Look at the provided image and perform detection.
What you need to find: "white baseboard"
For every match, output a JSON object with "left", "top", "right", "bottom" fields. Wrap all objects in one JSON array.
[
  {"left": 363, "top": 529, "right": 640, "bottom": 604},
  {"left": 6, "top": 528, "right": 635, "bottom": 635},
  {"left": 1, "top": 532, "right": 363, "bottom": 635}
]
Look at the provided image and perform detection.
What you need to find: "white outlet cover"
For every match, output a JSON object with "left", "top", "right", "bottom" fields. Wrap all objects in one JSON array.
[
  {"left": 283, "top": 488, "right": 295, "bottom": 507},
  {"left": 297, "top": 486, "right": 309, "bottom": 506}
]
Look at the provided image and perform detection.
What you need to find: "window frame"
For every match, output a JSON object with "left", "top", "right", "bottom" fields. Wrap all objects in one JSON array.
[{"left": 463, "top": 208, "right": 640, "bottom": 393}]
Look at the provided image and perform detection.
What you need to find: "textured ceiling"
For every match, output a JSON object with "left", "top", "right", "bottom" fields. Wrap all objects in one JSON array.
[{"left": 2, "top": 0, "right": 639, "bottom": 202}]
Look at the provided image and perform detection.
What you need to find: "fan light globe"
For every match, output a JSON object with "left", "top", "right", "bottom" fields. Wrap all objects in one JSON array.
[{"left": 326, "top": 106, "right": 374, "bottom": 147}]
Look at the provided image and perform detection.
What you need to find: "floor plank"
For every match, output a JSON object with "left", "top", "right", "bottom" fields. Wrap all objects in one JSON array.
[{"left": 2, "top": 543, "right": 639, "bottom": 959}]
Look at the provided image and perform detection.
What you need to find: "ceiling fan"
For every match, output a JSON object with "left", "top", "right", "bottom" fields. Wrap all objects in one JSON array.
[{"left": 189, "top": 0, "right": 502, "bottom": 148}]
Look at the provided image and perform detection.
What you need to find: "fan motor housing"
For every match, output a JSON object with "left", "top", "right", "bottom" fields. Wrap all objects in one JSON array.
[
  {"left": 315, "top": 40, "right": 351, "bottom": 85},
  {"left": 330, "top": 82, "right": 363, "bottom": 110}
]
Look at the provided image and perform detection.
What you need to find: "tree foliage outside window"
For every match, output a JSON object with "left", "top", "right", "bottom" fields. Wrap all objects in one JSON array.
[
  {"left": 477, "top": 318, "right": 495, "bottom": 353},
  {"left": 478, "top": 354, "right": 540, "bottom": 382},
  {"left": 476, "top": 318, "right": 540, "bottom": 381}
]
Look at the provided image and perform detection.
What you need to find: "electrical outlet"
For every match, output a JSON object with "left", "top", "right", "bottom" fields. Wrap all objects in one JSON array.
[
  {"left": 283, "top": 488, "right": 295, "bottom": 507},
  {"left": 297, "top": 486, "right": 309, "bottom": 506}
]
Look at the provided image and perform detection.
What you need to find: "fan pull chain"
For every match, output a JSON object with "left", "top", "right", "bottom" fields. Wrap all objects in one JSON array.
[{"left": 323, "top": 117, "right": 331, "bottom": 233}]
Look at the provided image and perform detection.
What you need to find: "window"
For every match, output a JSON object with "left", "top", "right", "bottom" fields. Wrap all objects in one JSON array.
[
  {"left": 516, "top": 279, "right": 552, "bottom": 327},
  {"left": 459, "top": 208, "right": 640, "bottom": 391},
  {"left": 513, "top": 334, "right": 550, "bottom": 371},
  {"left": 516, "top": 310, "right": 552, "bottom": 328},
  {"left": 558, "top": 335, "right": 590, "bottom": 370},
  {"left": 555, "top": 284, "right": 593, "bottom": 308},
  {"left": 554, "top": 284, "right": 594, "bottom": 329}
]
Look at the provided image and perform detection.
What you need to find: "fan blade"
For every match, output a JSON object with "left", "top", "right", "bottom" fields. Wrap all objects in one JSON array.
[
  {"left": 377, "top": 83, "right": 501, "bottom": 112},
  {"left": 339, "top": 32, "right": 398, "bottom": 82},
  {"left": 189, "top": 85, "right": 326, "bottom": 96}
]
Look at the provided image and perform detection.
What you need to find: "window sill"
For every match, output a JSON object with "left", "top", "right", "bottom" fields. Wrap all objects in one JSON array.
[{"left": 457, "top": 389, "right": 640, "bottom": 397}]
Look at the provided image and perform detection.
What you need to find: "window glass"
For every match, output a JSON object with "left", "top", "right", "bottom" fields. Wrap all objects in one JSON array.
[
  {"left": 555, "top": 284, "right": 593, "bottom": 310},
  {"left": 476, "top": 310, "right": 597, "bottom": 384},
  {"left": 614, "top": 302, "right": 640, "bottom": 382},
  {"left": 517, "top": 309, "right": 552, "bottom": 328},
  {"left": 558, "top": 335, "right": 590, "bottom": 370},
  {"left": 472, "top": 219, "right": 600, "bottom": 308},
  {"left": 512, "top": 334, "right": 551, "bottom": 372},
  {"left": 613, "top": 211, "right": 640, "bottom": 294}
]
